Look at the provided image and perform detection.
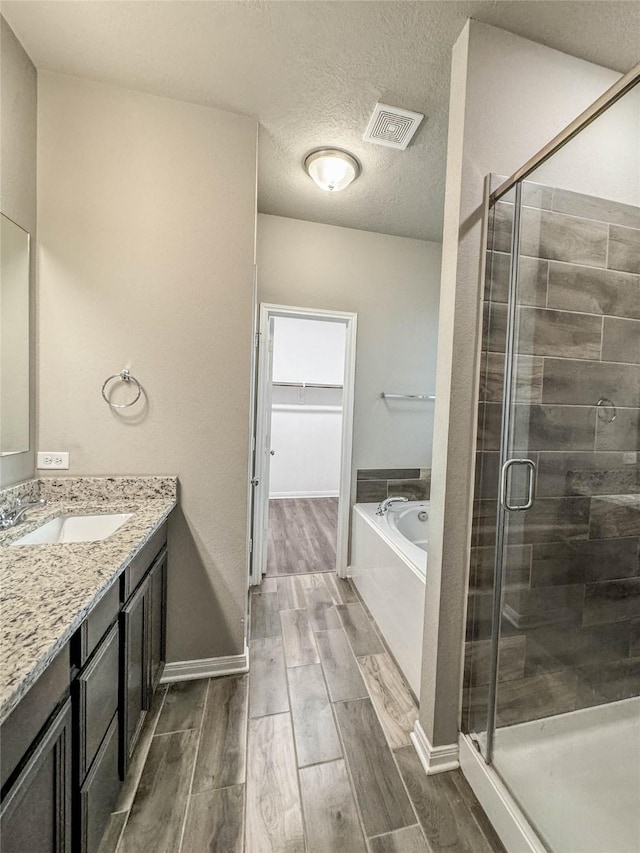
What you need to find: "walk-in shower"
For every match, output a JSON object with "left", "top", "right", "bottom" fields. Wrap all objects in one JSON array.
[{"left": 462, "top": 63, "right": 640, "bottom": 853}]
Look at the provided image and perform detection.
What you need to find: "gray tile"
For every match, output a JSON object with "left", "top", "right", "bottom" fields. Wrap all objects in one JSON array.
[
  {"left": 248, "top": 637, "right": 289, "bottom": 718},
  {"left": 575, "top": 657, "right": 640, "bottom": 708},
  {"left": 357, "top": 653, "right": 418, "bottom": 749},
  {"left": 503, "top": 584, "right": 584, "bottom": 631},
  {"left": 494, "top": 670, "right": 577, "bottom": 725},
  {"left": 97, "top": 812, "right": 127, "bottom": 853},
  {"left": 333, "top": 698, "right": 415, "bottom": 837},
  {"left": 487, "top": 251, "right": 548, "bottom": 306},
  {"left": 630, "top": 620, "right": 640, "bottom": 657},
  {"left": 193, "top": 675, "right": 247, "bottom": 793},
  {"left": 536, "top": 451, "right": 640, "bottom": 497},
  {"left": 182, "top": 786, "right": 244, "bottom": 853},
  {"left": 524, "top": 623, "right": 631, "bottom": 677},
  {"left": 287, "top": 664, "right": 342, "bottom": 767},
  {"left": 463, "top": 636, "right": 526, "bottom": 687},
  {"left": 589, "top": 495, "right": 640, "bottom": 539},
  {"left": 469, "top": 543, "right": 531, "bottom": 591},
  {"left": 480, "top": 352, "right": 543, "bottom": 404},
  {"left": 484, "top": 402, "right": 596, "bottom": 452},
  {"left": 582, "top": 578, "right": 640, "bottom": 626},
  {"left": 369, "top": 826, "right": 429, "bottom": 853},
  {"left": 552, "top": 188, "right": 640, "bottom": 229},
  {"left": 280, "top": 609, "right": 320, "bottom": 667},
  {"left": 336, "top": 602, "right": 385, "bottom": 656},
  {"left": 494, "top": 204, "right": 609, "bottom": 267},
  {"left": 596, "top": 408, "right": 640, "bottom": 451},
  {"left": 246, "top": 713, "right": 305, "bottom": 852},
  {"left": 602, "top": 317, "right": 640, "bottom": 364},
  {"left": 518, "top": 307, "right": 602, "bottom": 360},
  {"left": 393, "top": 747, "right": 503, "bottom": 853},
  {"left": 255, "top": 577, "right": 277, "bottom": 593},
  {"left": 114, "top": 687, "right": 166, "bottom": 812},
  {"left": 298, "top": 760, "right": 367, "bottom": 853},
  {"left": 323, "top": 572, "right": 359, "bottom": 605},
  {"left": 387, "top": 479, "right": 429, "bottom": 500},
  {"left": 522, "top": 181, "right": 554, "bottom": 211},
  {"left": 510, "top": 496, "right": 591, "bottom": 543},
  {"left": 358, "top": 468, "right": 420, "bottom": 480},
  {"left": 155, "top": 678, "right": 207, "bottom": 734},
  {"left": 542, "top": 358, "right": 640, "bottom": 407},
  {"left": 276, "top": 575, "right": 307, "bottom": 610},
  {"left": 547, "top": 262, "right": 640, "bottom": 319},
  {"left": 119, "top": 730, "right": 198, "bottom": 853},
  {"left": 250, "top": 591, "right": 283, "bottom": 639},
  {"left": 530, "top": 537, "right": 640, "bottom": 586},
  {"left": 608, "top": 224, "right": 640, "bottom": 274},
  {"left": 356, "top": 480, "right": 388, "bottom": 502},
  {"left": 303, "top": 583, "right": 341, "bottom": 632},
  {"left": 484, "top": 301, "right": 507, "bottom": 353},
  {"left": 315, "top": 629, "right": 368, "bottom": 702}
]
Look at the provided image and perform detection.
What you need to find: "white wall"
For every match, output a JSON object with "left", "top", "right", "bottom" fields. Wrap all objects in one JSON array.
[
  {"left": 37, "top": 72, "right": 257, "bottom": 663},
  {"left": 257, "top": 215, "right": 442, "bottom": 491},
  {"left": 270, "top": 316, "right": 345, "bottom": 498},
  {"left": 0, "top": 18, "right": 37, "bottom": 487},
  {"left": 420, "top": 20, "right": 637, "bottom": 748}
]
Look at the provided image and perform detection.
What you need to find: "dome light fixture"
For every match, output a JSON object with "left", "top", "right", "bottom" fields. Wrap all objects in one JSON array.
[{"left": 303, "top": 148, "right": 361, "bottom": 192}]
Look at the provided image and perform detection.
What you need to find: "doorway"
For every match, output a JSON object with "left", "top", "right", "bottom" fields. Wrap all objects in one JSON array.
[{"left": 251, "top": 304, "right": 357, "bottom": 585}]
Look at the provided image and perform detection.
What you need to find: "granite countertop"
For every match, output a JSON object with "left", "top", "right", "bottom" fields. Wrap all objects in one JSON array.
[{"left": 0, "top": 477, "right": 177, "bottom": 724}]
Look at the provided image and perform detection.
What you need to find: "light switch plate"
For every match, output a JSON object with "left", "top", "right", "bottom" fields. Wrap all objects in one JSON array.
[{"left": 37, "top": 451, "right": 70, "bottom": 469}]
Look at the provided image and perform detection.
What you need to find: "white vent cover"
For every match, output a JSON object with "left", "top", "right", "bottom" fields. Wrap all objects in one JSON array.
[{"left": 363, "top": 103, "right": 424, "bottom": 150}]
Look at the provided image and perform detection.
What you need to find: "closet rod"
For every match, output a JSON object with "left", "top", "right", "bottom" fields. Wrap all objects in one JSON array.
[{"left": 272, "top": 381, "right": 343, "bottom": 389}]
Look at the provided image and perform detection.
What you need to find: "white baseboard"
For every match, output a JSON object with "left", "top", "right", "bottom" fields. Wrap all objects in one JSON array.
[
  {"left": 160, "top": 646, "right": 249, "bottom": 683},
  {"left": 458, "top": 734, "right": 546, "bottom": 853},
  {"left": 270, "top": 491, "right": 339, "bottom": 499},
  {"left": 411, "top": 720, "right": 460, "bottom": 774}
]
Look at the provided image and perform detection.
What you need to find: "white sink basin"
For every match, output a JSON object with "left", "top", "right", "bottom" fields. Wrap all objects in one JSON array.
[{"left": 13, "top": 513, "right": 133, "bottom": 545}]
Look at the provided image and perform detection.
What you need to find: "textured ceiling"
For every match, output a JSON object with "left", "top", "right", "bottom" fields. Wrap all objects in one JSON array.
[{"left": 3, "top": 1, "right": 639, "bottom": 241}]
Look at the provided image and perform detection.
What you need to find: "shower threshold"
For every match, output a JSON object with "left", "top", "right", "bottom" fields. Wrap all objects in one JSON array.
[{"left": 483, "top": 696, "right": 640, "bottom": 853}]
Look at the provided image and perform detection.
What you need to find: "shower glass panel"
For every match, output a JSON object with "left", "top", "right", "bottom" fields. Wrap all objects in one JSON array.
[{"left": 464, "top": 80, "right": 640, "bottom": 853}]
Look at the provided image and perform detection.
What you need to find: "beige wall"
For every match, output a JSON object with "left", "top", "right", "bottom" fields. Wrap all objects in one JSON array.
[
  {"left": 420, "top": 21, "right": 629, "bottom": 747},
  {"left": 37, "top": 72, "right": 257, "bottom": 662},
  {"left": 257, "top": 213, "right": 442, "bottom": 481},
  {"left": 0, "top": 17, "right": 37, "bottom": 487}
]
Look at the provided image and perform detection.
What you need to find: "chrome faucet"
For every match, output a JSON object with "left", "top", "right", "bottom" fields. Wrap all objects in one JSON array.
[
  {"left": 0, "top": 498, "right": 48, "bottom": 530},
  {"left": 376, "top": 496, "right": 408, "bottom": 516}
]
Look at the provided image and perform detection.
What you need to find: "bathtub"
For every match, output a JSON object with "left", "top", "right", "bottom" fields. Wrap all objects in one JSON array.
[{"left": 349, "top": 501, "right": 427, "bottom": 696}]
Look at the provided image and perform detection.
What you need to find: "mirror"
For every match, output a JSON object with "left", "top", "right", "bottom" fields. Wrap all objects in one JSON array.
[{"left": 1, "top": 214, "right": 30, "bottom": 456}]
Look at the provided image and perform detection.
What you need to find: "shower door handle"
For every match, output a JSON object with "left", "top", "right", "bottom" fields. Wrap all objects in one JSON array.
[{"left": 500, "top": 458, "right": 536, "bottom": 511}]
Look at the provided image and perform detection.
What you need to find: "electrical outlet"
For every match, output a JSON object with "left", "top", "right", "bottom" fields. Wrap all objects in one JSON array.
[{"left": 37, "top": 451, "right": 70, "bottom": 470}]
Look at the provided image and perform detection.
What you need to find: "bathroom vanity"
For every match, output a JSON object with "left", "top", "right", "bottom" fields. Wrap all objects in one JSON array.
[{"left": 0, "top": 477, "right": 176, "bottom": 853}]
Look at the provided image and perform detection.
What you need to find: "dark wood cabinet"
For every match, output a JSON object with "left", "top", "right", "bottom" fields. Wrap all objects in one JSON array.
[
  {"left": 1, "top": 520, "right": 169, "bottom": 853},
  {"left": 0, "top": 699, "right": 72, "bottom": 853},
  {"left": 149, "top": 548, "right": 167, "bottom": 693},
  {"left": 119, "top": 577, "right": 149, "bottom": 778}
]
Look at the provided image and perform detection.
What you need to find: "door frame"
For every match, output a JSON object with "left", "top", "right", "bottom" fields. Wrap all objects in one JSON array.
[{"left": 250, "top": 303, "right": 357, "bottom": 585}]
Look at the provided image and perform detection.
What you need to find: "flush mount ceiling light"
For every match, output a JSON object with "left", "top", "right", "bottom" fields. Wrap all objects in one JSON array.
[{"left": 303, "top": 148, "right": 361, "bottom": 192}]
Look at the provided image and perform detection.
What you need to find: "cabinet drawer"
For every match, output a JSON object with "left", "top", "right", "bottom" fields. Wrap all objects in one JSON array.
[
  {"left": 83, "top": 582, "right": 119, "bottom": 666},
  {"left": 77, "top": 624, "right": 119, "bottom": 781},
  {"left": 0, "top": 644, "right": 70, "bottom": 791},
  {"left": 79, "top": 714, "right": 119, "bottom": 853},
  {"left": 121, "top": 523, "right": 167, "bottom": 601}
]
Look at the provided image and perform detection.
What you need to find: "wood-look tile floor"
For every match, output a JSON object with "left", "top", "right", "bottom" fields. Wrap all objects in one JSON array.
[
  {"left": 266, "top": 498, "right": 338, "bottom": 576},
  {"left": 102, "top": 571, "right": 505, "bottom": 853}
]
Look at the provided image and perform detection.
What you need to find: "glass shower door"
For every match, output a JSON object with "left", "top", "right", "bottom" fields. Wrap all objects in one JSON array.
[{"left": 485, "top": 176, "right": 640, "bottom": 853}]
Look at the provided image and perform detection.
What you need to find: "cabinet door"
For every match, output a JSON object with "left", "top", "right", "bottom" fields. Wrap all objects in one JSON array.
[
  {"left": 79, "top": 714, "right": 120, "bottom": 853},
  {"left": 119, "top": 579, "right": 149, "bottom": 778},
  {"left": 0, "top": 699, "right": 72, "bottom": 853},
  {"left": 149, "top": 549, "right": 167, "bottom": 693}
]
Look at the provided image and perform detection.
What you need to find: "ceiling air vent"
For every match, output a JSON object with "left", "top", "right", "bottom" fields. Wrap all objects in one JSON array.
[{"left": 363, "top": 103, "right": 424, "bottom": 150}]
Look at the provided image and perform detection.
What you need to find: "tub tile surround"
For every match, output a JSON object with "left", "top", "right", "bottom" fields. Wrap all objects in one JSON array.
[
  {"left": 466, "top": 182, "right": 640, "bottom": 732},
  {"left": 356, "top": 467, "right": 431, "bottom": 502},
  {"left": 0, "top": 476, "right": 177, "bottom": 722}
]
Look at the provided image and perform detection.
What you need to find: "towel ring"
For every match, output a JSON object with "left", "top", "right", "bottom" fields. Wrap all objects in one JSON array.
[{"left": 102, "top": 369, "right": 142, "bottom": 409}]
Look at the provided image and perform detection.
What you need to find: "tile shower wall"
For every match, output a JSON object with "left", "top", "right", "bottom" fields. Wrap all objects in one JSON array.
[
  {"left": 355, "top": 469, "right": 431, "bottom": 503},
  {"left": 465, "top": 182, "right": 640, "bottom": 731}
]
